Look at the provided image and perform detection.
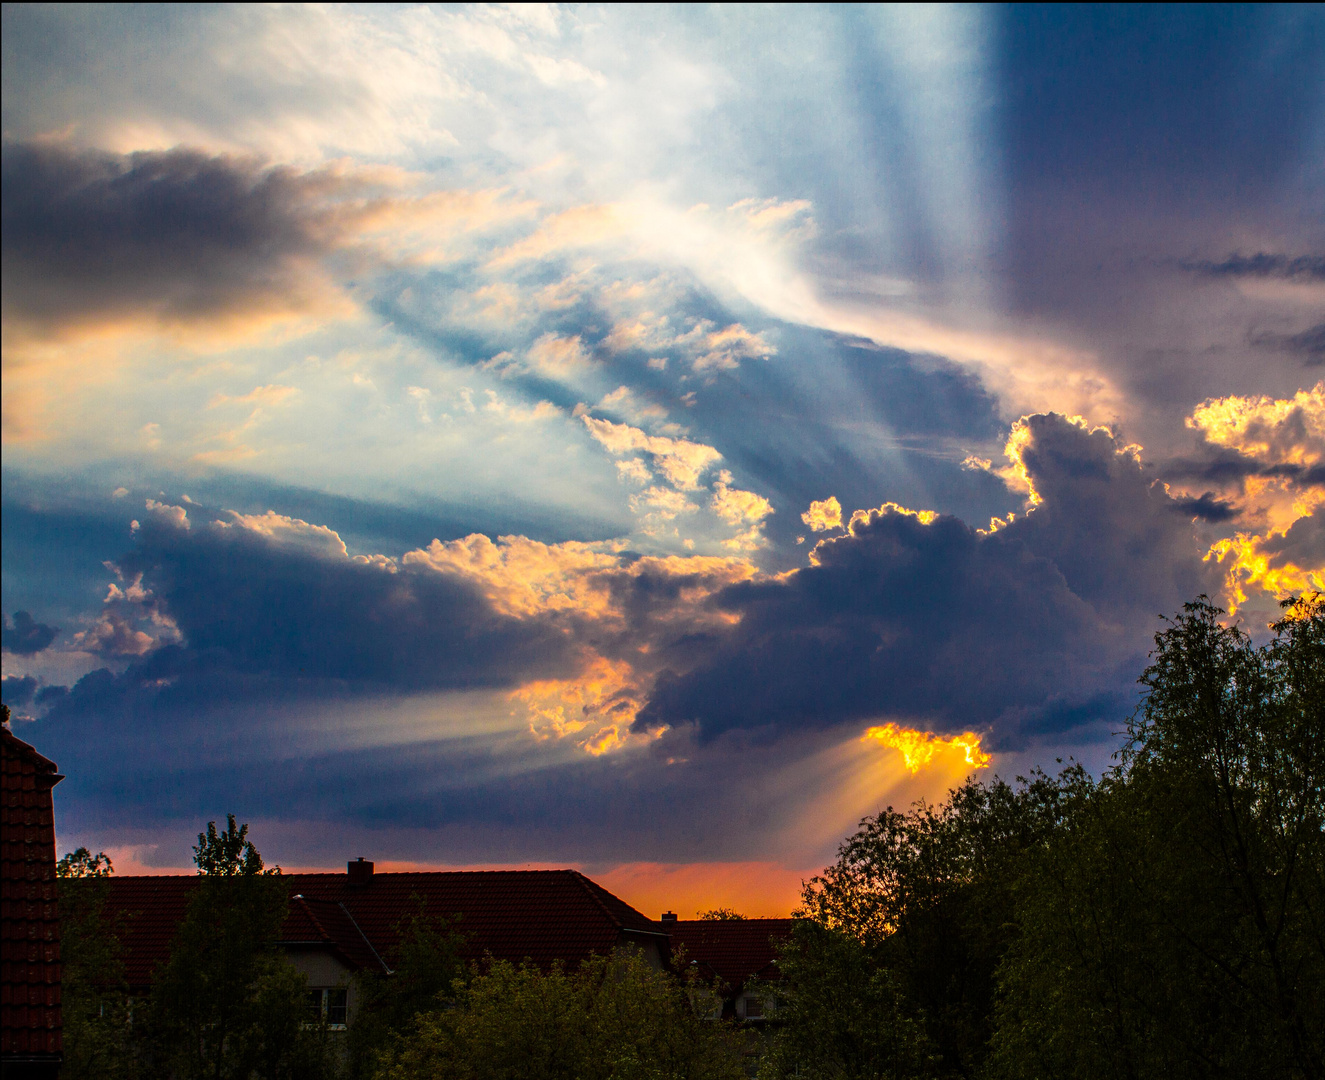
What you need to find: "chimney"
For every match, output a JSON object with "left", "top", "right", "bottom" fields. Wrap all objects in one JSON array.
[
  {"left": 661, "top": 911, "right": 678, "bottom": 923},
  {"left": 347, "top": 857, "right": 374, "bottom": 884}
]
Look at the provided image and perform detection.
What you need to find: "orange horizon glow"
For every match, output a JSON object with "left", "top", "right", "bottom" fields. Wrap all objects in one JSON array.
[{"left": 87, "top": 847, "right": 809, "bottom": 919}]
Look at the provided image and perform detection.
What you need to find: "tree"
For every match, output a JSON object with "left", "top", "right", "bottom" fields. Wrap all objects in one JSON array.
[
  {"left": 774, "top": 766, "right": 1088, "bottom": 1079},
  {"left": 345, "top": 898, "right": 467, "bottom": 1079},
  {"left": 987, "top": 595, "right": 1325, "bottom": 1080},
  {"left": 374, "top": 949, "right": 746, "bottom": 1080},
  {"left": 57, "top": 848, "right": 140, "bottom": 1080},
  {"left": 756, "top": 919, "right": 935, "bottom": 1080},
  {"left": 698, "top": 909, "right": 747, "bottom": 921},
  {"left": 147, "top": 815, "right": 337, "bottom": 1080}
]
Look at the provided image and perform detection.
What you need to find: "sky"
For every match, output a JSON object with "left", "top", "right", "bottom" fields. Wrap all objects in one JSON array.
[{"left": 3, "top": 3, "right": 1323, "bottom": 917}]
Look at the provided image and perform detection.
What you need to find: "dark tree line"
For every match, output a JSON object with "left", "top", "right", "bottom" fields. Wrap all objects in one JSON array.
[{"left": 762, "top": 595, "right": 1324, "bottom": 1080}]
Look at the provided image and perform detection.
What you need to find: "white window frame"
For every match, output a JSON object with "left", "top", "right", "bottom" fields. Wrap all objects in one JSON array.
[{"left": 307, "top": 986, "right": 349, "bottom": 1030}]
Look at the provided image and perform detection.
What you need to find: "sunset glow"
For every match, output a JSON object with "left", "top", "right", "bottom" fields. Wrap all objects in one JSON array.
[{"left": 3, "top": 5, "right": 1320, "bottom": 906}]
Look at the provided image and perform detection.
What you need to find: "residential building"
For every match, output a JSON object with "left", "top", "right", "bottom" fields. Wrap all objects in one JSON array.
[
  {"left": 1, "top": 723, "right": 63, "bottom": 1080},
  {"left": 91, "top": 862, "right": 669, "bottom": 1027},
  {"left": 662, "top": 916, "right": 795, "bottom": 1021}
]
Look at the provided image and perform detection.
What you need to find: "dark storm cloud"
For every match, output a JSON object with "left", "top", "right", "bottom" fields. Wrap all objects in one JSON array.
[
  {"left": 1257, "top": 511, "right": 1325, "bottom": 576},
  {"left": 109, "top": 510, "right": 578, "bottom": 690},
  {"left": 40, "top": 414, "right": 1224, "bottom": 758},
  {"left": 1, "top": 675, "right": 67, "bottom": 714},
  {"left": 1163, "top": 451, "right": 1325, "bottom": 490},
  {"left": 2, "top": 611, "right": 59, "bottom": 655},
  {"left": 1250, "top": 324, "right": 1325, "bottom": 366},
  {"left": 1182, "top": 254, "right": 1325, "bottom": 281},
  {"left": 637, "top": 413, "right": 1221, "bottom": 747},
  {"left": 1, "top": 675, "right": 38, "bottom": 708},
  {"left": 1170, "top": 492, "right": 1239, "bottom": 523},
  {"left": 1, "top": 142, "right": 347, "bottom": 335}
]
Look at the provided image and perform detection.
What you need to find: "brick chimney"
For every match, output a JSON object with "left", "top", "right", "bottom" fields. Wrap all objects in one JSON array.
[
  {"left": 347, "top": 857, "right": 374, "bottom": 885},
  {"left": 660, "top": 911, "right": 677, "bottom": 923}
]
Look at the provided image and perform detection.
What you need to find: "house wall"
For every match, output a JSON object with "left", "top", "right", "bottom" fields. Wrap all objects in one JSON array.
[
  {"left": 617, "top": 930, "right": 667, "bottom": 969},
  {"left": 282, "top": 948, "right": 359, "bottom": 1027}
]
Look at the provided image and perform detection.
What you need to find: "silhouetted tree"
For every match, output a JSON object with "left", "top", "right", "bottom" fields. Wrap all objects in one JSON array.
[
  {"left": 988, "top": 595, "right": 1325, "bottom": 1080},
  {"left": 345, "top": 898, "right": 467, "bottom": 1079},
  {"left": 147, "top": 815, "right": 337, "bottom": 1080},
  {"left": 57, "top": 848, "right": 140, "bottom": 1080},
  {"left": 766, "top": 766, "right": 1087, "bottom": 1079}
]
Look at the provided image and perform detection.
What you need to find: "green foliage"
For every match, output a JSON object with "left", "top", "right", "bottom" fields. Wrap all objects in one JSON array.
[
  {"left": 756, "top": 920, "right": 935, "bottom": 1080},
  {"left": 193, "top": 814, "right": 268, "bottom": 877},
  {"left": 147, "top": 816, "right": 338, "bottom": 1080},
  {"left": 987, "top": 595, "right": 1325, "bottom": 1080},
  {"left": 57, "top": 850, "right": 141, "bottom": 1080},
  {"left": 767, "top": 592, "right": 1323, "bottom": 1080},
  {"left": 57, "top": 847, "right": 115, "bottom": 879},
  {"left": 698, "top": 908, "right": 747, "bottom": 921},
  {"left": 785, "top": 766, "right": 1088, "bottom": 1078},
  {"left": 374, "top": 949, "right": 746, "bottom": 1080},
  {"left": 346, "top": 897, "right": 467, "bottom": 1078}
]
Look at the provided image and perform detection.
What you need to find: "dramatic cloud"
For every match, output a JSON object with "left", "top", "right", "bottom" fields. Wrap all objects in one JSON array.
[
  {"left": 1187, "top": 384, "right": 1325, "bottom": 474},
  {"left": 1, "top": 674, "right": 38, "bottom": 707},
  {"left": 1249, "top": 324, "right": 1325, "bottom": 366},
  {"left": 581, "top": 417, "right": 723, "bottom": 492},
  {"left": 801, "top": 497, "right": 843, "bottom": 534},
  {"left": 1, "top": 142, "right": 355, "bottom": 340},
  {"left": 637, "top": 413, "right": 1221, "bottom": 748},
  {"left": 3, "top": 5, "right": 1321, "bottom": 898},
  {"left": 2, "top": 610, "right": 58, "bottom": 655},
  {"left": 1181, "top": 253, "right": 1325, "bottom": 281}
]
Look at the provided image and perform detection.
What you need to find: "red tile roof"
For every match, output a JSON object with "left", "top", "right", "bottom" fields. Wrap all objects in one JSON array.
[
  {"left": 666, "top": 919, "right": 796, "bottom": 994},
  {"left": 283, "top": 895, "right": 386, "bottom": 973},
  {"left": 87, "top": 868, "right": 667, "bottom": 988},
  {"left": 1, "top": 725, "right": 63, "bottom": 1060}
]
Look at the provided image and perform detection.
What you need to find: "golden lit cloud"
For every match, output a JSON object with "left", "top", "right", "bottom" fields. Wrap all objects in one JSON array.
[
  {"left": 848, "top": 502, "right": 938, "bottom": 530},
  {"left": 522, "top": 332, "right": 594, "bottom": 379},
  {"left": 1183, "top": 386, "right": 1325, "bottom": 611},
  {"left": 1187, "top": 383, "right": 1325, "bottom": 467},
  {"left": 514, "top": 655, "right": 649, "bottom": 756},
  {"left": 405, "top": 533, "right": 623, "bottom": 619},
  {"left": 1206, "top": 525, "right": 1325, "bottom": 614},
  {"left": 801, "top": 496, "right": 843, "bottom": 532},
  {"left": 862, "top": 722, "right": 991, "bottom": 773},
  {"left": 710, "top": 473, "right": 773, "bottom": 527},
  {"left": 684, "top": 321, "right": 775, "bottom": 373},
  {"left": 581, "top": 415, "right": 722, "bottom": 490}
]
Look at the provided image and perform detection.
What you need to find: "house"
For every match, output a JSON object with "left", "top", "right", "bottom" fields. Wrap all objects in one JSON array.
[
  {"left": 1, "top": 722, "right": 63, "bottom": 1080},
  {"left": 661, "top": 915, "right": 795, "bottom": 1021},
  {"left": 93, "top": 861, "right": 670, "bottom": 1027}
]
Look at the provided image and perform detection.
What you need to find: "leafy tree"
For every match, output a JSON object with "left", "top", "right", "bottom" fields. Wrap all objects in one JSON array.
[
  {"left": 346, "top": 898, "right": 467, "bottom": 1079},
  {"left": 57, "top": 847, "right": 115, "bottom": 879},
  {"left": 374, "top": 948, "right": 746, "bottom": 1080},
  {"left": 988, "top": 596, "right": 1325, "bottom": 1080},
  {"left": 756, "top": 919, "right": 935, "bottom": 1080},
  {"left": 698, "top": 908, "right": 747, "bottom": 921},
  {"left": 57, "top": 849, "right": 141, "bottom": 1079},
  {"left": 774, "top": 766, "right": 1088, "bottom": 1079},
  {"left": 147, "top": 815, "right": 337, "bottom": 1080}
]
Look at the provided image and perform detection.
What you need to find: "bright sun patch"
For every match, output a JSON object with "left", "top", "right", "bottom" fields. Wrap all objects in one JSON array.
[{"left": 862, "top": 722, "right": 992, "bottom": 773}]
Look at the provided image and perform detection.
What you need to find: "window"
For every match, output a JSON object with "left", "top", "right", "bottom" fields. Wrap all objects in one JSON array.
[
  {"left": 743, "top": 996, "right": 763, "bottom": 1020},
  {"left": 306, "top": 987, "right": 349, "bottom": 1029}
]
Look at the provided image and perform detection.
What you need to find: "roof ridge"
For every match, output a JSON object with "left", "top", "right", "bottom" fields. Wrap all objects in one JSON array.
[
  {"left": 289, "top": 894, "right": 331, "bottom": 942},
  {"left": 568, "top": 868, "right": 625, "bottom": 929},
  {"left": 1, "top": 724, "right": 60, "bottom": 772},
  {"left": 339, "top": 901, "right": 391, "bottom": 974}
]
